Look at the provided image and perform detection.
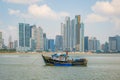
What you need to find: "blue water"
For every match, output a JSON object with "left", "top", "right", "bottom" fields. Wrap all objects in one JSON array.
[{"left": 0, "top": 53, "right": 120, "bottom": 80}]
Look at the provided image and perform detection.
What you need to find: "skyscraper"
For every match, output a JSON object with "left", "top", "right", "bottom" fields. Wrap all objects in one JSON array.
[
  {"left": 43, "top": 33, "right": 48, "bottom": 51},
  {"left": 0, "top": 32, "right": 2, "bottom": 49},
  {"left": 80, "top": 23, "right": 84, "bottom": 52},
  {"left": 55, "top": 35, "right": 63, "bottom": 51},
  {"left": 61, "top": 15, "right": 84, "bottom": 52},
  {"left": 70, "top": 19, "right": 75, "bottom": 51},
  {"left": 19, "top": 23, "right": 31, "bottom": 47},
  {"left": 88, "top": 37, "right": 100, "bottom": 52},
  {"left": 48, "top": 39, "right": 55, "bottom": 52},
  {"left": 65, "top": 16, "right": 70, "bottom": 51},
  {"left": 36, "top": 27, "right": 43, "bottom": 51},
  {"left": 8, "top": 36, "right": 13, "bottom": 49},
  {"left": 109, "top": 35, "right": 120, "bottom": 52},
  {"left": 14, "top": 40, "right": 18, "bottom": 49},
  {"left": 84, "top": 36, "right": 88, "bottom": 52},
  {"left": 75, "top": 15, "right": 81, "bottom": 51},
  {"left": 18, "top": 23, "right": 32, "bottom": 51},
  {"left": 61, "top": 23, "right": 65, "bottom": 50},
  {"left": 30, "top": 25, "right": 37, "bottom": 51}
]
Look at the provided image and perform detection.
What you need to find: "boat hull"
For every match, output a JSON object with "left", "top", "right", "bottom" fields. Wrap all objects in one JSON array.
[
  {"left": 42, "top": 55, "right": 87, "bottom": 66},
  {"left": 54, "top": 63, "right": 72, "bottom": 66}
]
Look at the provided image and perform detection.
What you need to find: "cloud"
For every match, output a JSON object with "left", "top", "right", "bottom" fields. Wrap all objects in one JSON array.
[
  {"left": 28, "top": 4, "right": 57, "bottom": 19},
  {"left": 85, "top": 0, "right": 120, "bottom": 30},
  {"left": 8, "top": 9, "right": 20, "bottom": 15},
  {"left": 9, "top": 4, "right": 70, "bottom": 20},
  {"left": 28, "top": 4, "right": 69, "bottom": 19},
  {"left": 111, "top": 17, "right": 120, "bottom": 30},
  {"left": 59, "top": 12, "right": 70, "bottom": 18},
  {"left": 85, "top": 13, "right": 108, "bottom": 23},
  {"left": 3, "top": 0, "right": 41, "bottom": 4},
  {"left": 92, "top": 1, "right": 115, "bottom": 16}
]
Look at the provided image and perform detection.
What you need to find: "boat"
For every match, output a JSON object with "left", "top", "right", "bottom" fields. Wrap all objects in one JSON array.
[{"left": 42, "top": 52, "right": 87, "bottom": 66}]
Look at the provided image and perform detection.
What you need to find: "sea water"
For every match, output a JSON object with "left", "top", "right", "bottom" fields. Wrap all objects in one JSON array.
[{"left": 0, "top": 53, "right": 120, "bottom": 80}]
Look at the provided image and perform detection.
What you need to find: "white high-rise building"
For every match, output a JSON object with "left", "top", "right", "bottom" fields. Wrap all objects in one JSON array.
[
  {"left": 65, "top": 16, "right": 71, "bottom": 51},
  {"left": 30, "top": 25, "right": 37, "bottom": 51},
  {"left": 69, "top": 19, "right": 74, "bottom": 51},
  {"left": 61, "top": 23, "right": 65, "bottom": 50},
  {"left": 61, "top": 17, "right": 70, "bottom": 51},
  {"left": 80, "top": 23, "right": 84, "bottom": 52},
  {"left": 36, "top": 27, "right": 43, "bottom": 51},
  {"left": 30, "top": 25, "right": 44, "bottom": 51},
  {"left": 61, "top": 15, "right": 84, "bottom": 52}
]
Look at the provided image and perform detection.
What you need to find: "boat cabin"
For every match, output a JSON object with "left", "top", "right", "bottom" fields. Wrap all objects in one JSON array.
[{"left": 52, "top": 53, "right": 68, "bottom": 61}]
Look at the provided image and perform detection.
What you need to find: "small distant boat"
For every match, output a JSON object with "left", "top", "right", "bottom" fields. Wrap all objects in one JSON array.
[{"left": 42, "top": 52, "right": 87, "bottom": 66}]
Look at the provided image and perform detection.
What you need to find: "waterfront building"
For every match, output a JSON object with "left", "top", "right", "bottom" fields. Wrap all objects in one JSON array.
[
  {"left": 84, "top": 36, "right": 88, "bottom": 52},
  {"left": 80, "top": 23, "right": 84, "bottom": 52},
  {"left": 8, "top": 36, "right": 14, "bottom": 49},
  {"left": 61, "top": 23, "right": 65, "bottom": 51},
  {"left": 43, "top": 33, "right": 48, "bottom": 51},
  {"left": 30, "top": 38, "right": 36, "bottom": 51},
  {"left": 70, "top": 19, "right": 75, "bottom": 51},
  {"left": 30, "top": 25, "right": 37, "bottom": 51},
  {"left": 0, "top": 32, "right": 2, "bottom": 49},
  {"left": 55, "top": 35, "right": 63, "bottom": 51},
  {"left": 2, "top": 39, "right": 6, "bottom": 49},
  {"left": 14, "top": 40, "right": 18, "bottom": 49},
  {"left": 101, "top": 42, "right": 109, "bottom": 53},
  {"left": 19, "top": 23, "right": 31, "bottom": 47},
  {"left": 65, "top": 16, "right": 70, "bottom": 51},
  {"left": 75, "top": 15, "right": 81, "bottom": 51},
  {"left": 18, "top": 23, "right": 32, "bottom": 51},
  {"left": 61, "top": 23, "right": 67, "bottom": 51},
  {"left": 96, "top": 40, "right": 100, "bottom": 50},
  {"left": 25, "top": 25, "right": 44, "bottom": 52},
  {"left": 88, "top": 38, "right": 94, "bottom": 51},
  {"left": 61, "top": 15, "right": 84, "bottom": 52},
  {"left": 31, "top": 25, "right": 37, "bottom": 40},
  {"left": 48, "top": 39, "right": 55, "bottom": 52},
  {"left": 88, "top": 37, "right": 100, "bottom": 52},
  {"left": 109, "top": 35, "right": 120, "bottom": 52},
  {"left": 36, "top": 27, "right": 43, "bottom": 51}
]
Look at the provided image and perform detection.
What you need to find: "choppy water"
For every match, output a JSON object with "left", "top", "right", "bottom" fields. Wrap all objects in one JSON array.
[{"left": 0, "top": 53, "right": 120, "bottom": 80}]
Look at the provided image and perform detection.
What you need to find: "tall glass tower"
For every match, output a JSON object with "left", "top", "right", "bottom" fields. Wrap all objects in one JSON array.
[
  {"left": 109, "top": 35, "right": 120, "bottom": 52},
  {"left": 61, "top": 15, "right": 85, "bottom": 52},
  {"left": 75, "top": 15, "right": 81, "bottom": 51},
  {"left": 43, "top": 33, "right": 48, "bottom": 51},
  {"left": 55, "top": 35, "right": 63, "bottom": 51},
  {"left": 19, "top": 23, "right": 31, "bottom": 47},
  {"left": 65, "top": 16, "right": 70, "bottom": 51},
  {"left": 80, "top": 23, "right": 84, "bottom": 52},
  {"left": 48, "top": 39, "right": 55, "bottom": 52}
]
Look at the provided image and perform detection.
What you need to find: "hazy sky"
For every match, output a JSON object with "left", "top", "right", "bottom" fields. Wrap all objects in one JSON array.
[{"left": 0, "top": 0, "right": 120, "bottom": 45}]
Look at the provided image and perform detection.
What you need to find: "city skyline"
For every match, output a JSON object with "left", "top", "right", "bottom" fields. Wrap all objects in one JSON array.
[{"left": 0, "top": 0, "right": 120, "bottom": 45}]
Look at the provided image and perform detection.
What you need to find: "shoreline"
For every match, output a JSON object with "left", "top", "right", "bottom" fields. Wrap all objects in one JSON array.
[
  {"left": 0, "top": 52, "right": 120, "bottom": 55},
  {"left": 0, "top": 52, "right": 92, "bottom": 55}
]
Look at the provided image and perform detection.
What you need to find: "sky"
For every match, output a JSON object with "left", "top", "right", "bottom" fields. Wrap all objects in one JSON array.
[{"left": 0, "top": 0, "right": 120, "bottom": 45}]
